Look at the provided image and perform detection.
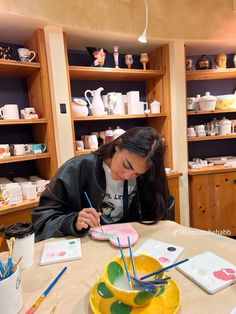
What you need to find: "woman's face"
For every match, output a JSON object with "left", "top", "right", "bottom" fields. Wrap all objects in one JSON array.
[{"left": 109, "top": 148, "right": 149, "bottom": 180}]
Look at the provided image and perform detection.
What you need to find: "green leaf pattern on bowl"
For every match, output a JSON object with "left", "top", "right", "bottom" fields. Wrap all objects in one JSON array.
[
  {"left": 107, "top": 261, "right": 124, "bottom": 284},
  {"left": 110, "top": 301, "right": 132, "bottom": 314},
  {"left": 97, "top": 282, "right": 114, "bottom": 298},
  {"left": 133, "top": 290, "right": 155, "bottom": 306}
]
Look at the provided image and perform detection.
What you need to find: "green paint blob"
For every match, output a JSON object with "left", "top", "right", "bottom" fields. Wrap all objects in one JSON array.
[
  {"left": 134, "top": 290, "right": 155, "bottom": 306},
  {"left": 68, "top": 240, "right": 76, "bottom": 245},
  {"left": 107, "top": 261, "right": 124, "bottom": 284},
  {"left": 97, "top": 282, "right": 114, "bottom": 298},
  {"left": 110, "top": 301, "right": 132, "bottom": 314}
]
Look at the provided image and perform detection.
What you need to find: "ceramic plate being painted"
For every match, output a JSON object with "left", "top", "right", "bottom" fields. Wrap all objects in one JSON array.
[{"left": 90, "top": 277, "right": 181, "bottom": 314}]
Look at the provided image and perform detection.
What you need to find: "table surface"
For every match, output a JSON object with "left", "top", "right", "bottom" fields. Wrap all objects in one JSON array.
[{"left": 1, "top": 221, "right": 236, "bottom": 314}]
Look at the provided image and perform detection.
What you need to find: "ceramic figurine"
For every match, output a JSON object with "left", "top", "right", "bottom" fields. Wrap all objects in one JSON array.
[
  {"left": 186, "top": 58, "right": 193, "bottom": 71},
  {"left": 86, "top": 47, "right": 108, "bottom": 67},
  {"left": 0, "top": 47, "right": 11, "bottom": 60},
  {"left": 113, "top": 46, "right": 119, "bottom": 68},
  {"left": 140, "top": 52, "right": 149, "bottom": 70},
  {"left": 125, "top": 54, "right": 133, "bottom": 69},
  {"left": 215, "top": 53, "right": 227, "bottom": 69},
  {"left": 197, "top": 55, "right": 211, "bottom": 70}
]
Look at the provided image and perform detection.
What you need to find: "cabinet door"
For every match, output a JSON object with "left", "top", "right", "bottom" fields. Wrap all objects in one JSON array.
[{"left": 189, "top": 172, "right": 236, "bottom": 236}]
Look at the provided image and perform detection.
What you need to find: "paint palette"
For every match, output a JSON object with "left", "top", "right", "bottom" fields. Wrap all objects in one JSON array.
[
  {"left": 134, "top": 239, "right": 184, "bottom": 267},
  {"left": 40, "top": 239, "right": 82, "bottom": 265},
  {"left": 89, "top": 223, "right": 139, "bottom": 247},
  {"left": 177, "top": 251, "right": 236, "bottom": 294}
]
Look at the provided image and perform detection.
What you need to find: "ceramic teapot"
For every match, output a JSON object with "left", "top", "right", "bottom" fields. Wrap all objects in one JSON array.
[
  {"left": 72, "top": 98, "right": 88, "bottom": 117},
  {"left": 84, "top": 87, "right": 105, "bottom": 116}
]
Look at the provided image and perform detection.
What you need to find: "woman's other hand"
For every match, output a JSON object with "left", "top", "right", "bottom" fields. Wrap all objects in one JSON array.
[{"left": 75, "top": 207, "right": 101, "bottom": 231}]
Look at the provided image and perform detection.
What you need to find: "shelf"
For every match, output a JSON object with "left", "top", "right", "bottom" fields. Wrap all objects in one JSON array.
[
  {"left": 187, "top": 109, "right": 236, "bottom": 116},
  {"left": 188, "top": 134, "right": 236, "bottom": 142},
  {"left": 75, "top": 149, "right": 95, "bottom": 156},
  {"left": 0, "top": 198, "right": 39, "bottom": 215},
  {"left": 188, "top": 165, "right": 236, "bottom": 175},
  {"left": 186, "top": 68, "right": 236, "bottom": 81},
  {"left": 0, "top": 118, "right": 47, "bottom": 125},
  {"left": 0, "top": 152, "right": 51, "bottom": 164},
  {"left": 166, "top": 171, "right": 182, "bottom": 179},
  {"left": 69, "top": 66, "right": 164, "bottom": 81},
  {"left": 73, "top": 113, "right": 167, "bottom": 121},
  {"left": 0, "top": 60, "right": 41, "bottom": 77}
]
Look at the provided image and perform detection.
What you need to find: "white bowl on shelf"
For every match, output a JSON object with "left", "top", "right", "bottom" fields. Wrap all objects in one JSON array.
[{"left": 199, "top": 92, "right": 217, "bottom": 111}]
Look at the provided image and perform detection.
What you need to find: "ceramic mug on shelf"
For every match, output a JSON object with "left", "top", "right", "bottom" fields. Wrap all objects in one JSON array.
[
  {"left": 10, "top": 144, "right": 31, "bottom": 156},
  {"left": 31, "top": 143, "right": 47, "bottom": 154},
  {"left": 0, "top": 104, "right": 20, "bottom": 120},
  {"left": 0, "top": 144, "right": 10, "bottom": 158},
  {"left": 17, "top": 48, "right": 36, "bottom": 62},
  {"left": 2, "top": 182, "right": 23, "bottom": 205}
]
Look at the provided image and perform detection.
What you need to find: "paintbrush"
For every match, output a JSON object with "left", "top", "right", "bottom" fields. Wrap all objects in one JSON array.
[
  {"left": 25, "top": 266, "right": 67, "bottom": 314},
  {"left": 5, "top": 237, "right": 15, "bottom": 278},
  {"left": 117, "top": 236, "right": 132, "bottom": 287},
  {"left": 84, "top": 191, "right": 104, "bottom": 233},
  {"left": 12, "top": 256, "right": 22, "bottom": 273},
  {"left": 140, "top": 258, "right": 189, "bottom": 280}
]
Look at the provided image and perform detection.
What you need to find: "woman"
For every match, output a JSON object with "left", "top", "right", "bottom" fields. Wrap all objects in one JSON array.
[{"left": 32, "top": 127, "right": 173, "bottom": 241}]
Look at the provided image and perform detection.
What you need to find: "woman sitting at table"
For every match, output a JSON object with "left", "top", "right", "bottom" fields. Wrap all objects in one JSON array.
[{"left": 32, "top": 127, "right": 174, "bottom": 242}]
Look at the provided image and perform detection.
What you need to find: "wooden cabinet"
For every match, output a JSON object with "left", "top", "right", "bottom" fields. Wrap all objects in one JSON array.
[
  {"left": 64, "top": 42, "right": 181, "bottom": 219},
  {"left": 0, "top": 29, "right": 57, "bottom": 226},
  {"left": 186, "top": 54, "right": 236, "bottom": 233},
  {"left": 65, "top": 43, "right": 173, "bottom": 167},
  {"left": 189, "top": 168, "right": 236, "bottom": 235}
]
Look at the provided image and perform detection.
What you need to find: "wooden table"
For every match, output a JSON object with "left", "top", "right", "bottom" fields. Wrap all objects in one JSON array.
[{"left": 1, "top": 221, "right": 236, "bottom": 314}]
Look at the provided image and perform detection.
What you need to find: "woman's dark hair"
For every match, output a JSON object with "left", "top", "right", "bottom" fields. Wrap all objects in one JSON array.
[{"left": 95, "top": 127, "right": 170, "bottom": 222}]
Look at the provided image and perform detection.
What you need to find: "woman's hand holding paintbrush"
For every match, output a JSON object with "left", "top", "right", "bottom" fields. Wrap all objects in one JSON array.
[{"left": 75, "top": 192, "right": 104, "bottom": 232}]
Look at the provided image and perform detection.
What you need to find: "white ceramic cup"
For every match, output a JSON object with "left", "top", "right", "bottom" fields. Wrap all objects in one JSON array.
[
  {"left": 0, "top": 104, "right": 19, "bottom": 120},
  {"left": 0, "top": 264, "right": 23, "bottom": 314},
  {"left": 76, "top": 140, "right": 84, "bottom": 151},
  {"left": 0, "top": 144, "right": 10, "bottom": 158},
  {"left": 20, "top": 182, "right": 37, "bottom": 200},
  {"left": 10, "top": 144, "right": 30, "bottom": 156},
  {"left": 127, "top": 91, "right": 140, "bottom": 114},
  {"left": 17, "top": 48, "right": 36, "bottom": 62},
  {"left": 150, "top": 101, "right": 161, "bottom": 114},
  {"left": 3, "top": 183, "right": 23, "bottom": 205},
  {"left": 4, "top": 222, "right": 35, "bottom": 269}
]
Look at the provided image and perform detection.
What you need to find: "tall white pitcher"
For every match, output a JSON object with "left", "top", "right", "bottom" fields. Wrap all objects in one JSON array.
[{"left": 84, "top": 87, "right": 105, "bottom": 116}]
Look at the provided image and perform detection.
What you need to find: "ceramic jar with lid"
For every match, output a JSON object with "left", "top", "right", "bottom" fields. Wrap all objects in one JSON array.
[
  {"left": 199, "top": 92, "right": 217, "bottom": 111},
  {"left": 219, "top": 117, "right": 232, "bottom": 135},
  {"left": 197, "top": 55, "right": 211, "bottom": 69},
  {"left": 72, "top": 98, "right": 89, "bottom": 117}
]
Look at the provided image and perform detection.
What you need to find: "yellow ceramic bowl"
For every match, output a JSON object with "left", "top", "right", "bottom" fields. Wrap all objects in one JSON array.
[{"left": 103, "top": 254, "right": 164, "bottom": 307}]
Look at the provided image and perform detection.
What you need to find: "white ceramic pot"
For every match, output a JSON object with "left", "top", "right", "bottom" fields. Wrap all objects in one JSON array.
[
  {"left": 72, "top": 99, "right": 88, "bottom": 117},
  {"left": 199, "top": 92, "right": 216, "bottom": 111},
  {"left": 219, "top": 117, "right": 232, "bottom": 135}
]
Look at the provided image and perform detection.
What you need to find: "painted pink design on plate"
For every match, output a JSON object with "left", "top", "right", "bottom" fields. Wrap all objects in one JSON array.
[
  {"left": 90, "top": 223, "right": 139, "bottom": 247},
  {"left": 56, "top": 251, "right": 66, "bottom": 257},
  {"left": 46, "top": 253, "right": 55, "bottom": 258},
  {"left": 158, "top": 256, "right": 170, "bottom": 264},
  {"left": 213, "top": 268, "right": 236, "bottom": 281}
]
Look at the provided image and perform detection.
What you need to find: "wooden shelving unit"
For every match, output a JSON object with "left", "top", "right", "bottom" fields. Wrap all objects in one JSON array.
[
  {"left": 186, "top": 58, "right": 236, "bottom": 235},
  {"left": 0, "top": 29, "right": 58, "bottom": 227},
  {"left": 69, "top": 66, "right": 165, "bottom": 81},
  {"left": 73, "top": 113, "right": 167, "bottom": 121},
  {"left": 66, "top": 44, "right": 173, "bottom": 168},
  {"left": 0, "top": 152, "right": 51, "bottom": 164},
  {"left": 0, "top": 60, "right": 40, "bottom": 77},
  {"left": 188, "top": 134, "right": 236, "bottom": 142},
  {"left": 186, "top": 68, "right": 236, "bottom": 81}
]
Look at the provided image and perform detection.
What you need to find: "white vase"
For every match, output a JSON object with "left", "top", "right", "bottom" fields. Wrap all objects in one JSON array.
[{"left": 233, "top": 54, "right": 236, "bottom": 68}]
